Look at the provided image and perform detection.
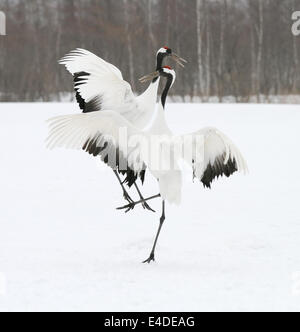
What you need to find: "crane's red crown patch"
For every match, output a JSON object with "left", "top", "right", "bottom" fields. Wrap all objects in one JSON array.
[{"left": 164, "top": 66, "right": 172, "bottom": 70}]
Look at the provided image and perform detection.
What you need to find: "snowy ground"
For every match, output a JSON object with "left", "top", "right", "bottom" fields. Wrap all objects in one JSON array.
[{"left": 0, "top": 102, "right": 300, "bottom": 312}]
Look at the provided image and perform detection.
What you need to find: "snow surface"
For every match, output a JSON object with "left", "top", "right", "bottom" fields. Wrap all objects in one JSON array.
[{"left": 0, "top": 102, "right": 300, "bottom": 312}]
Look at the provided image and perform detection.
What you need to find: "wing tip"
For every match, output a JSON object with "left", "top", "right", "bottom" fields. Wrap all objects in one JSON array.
[{"left": 201, "top": 155, "right": 239, "bottom": 189}]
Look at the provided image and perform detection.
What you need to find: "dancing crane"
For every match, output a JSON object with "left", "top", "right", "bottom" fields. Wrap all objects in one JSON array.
[
  {"left": 47, "top": 66, "right": 247, "bottom": 263},
  {"left": 59, "top": 47, "right": 186, "bottom": 211}
]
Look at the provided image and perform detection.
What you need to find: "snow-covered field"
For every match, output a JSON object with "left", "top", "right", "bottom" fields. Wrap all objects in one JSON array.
[{"left": 0, "top": 102, "right": 300, "bottom": 312}]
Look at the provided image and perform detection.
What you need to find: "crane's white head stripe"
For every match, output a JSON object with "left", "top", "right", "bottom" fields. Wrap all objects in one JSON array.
[
  {"left": 157, "top": 48, "right": 168, "bottom": 55},
  {"left": 163, "top": 67, "right": 176, "bottom": 87}
]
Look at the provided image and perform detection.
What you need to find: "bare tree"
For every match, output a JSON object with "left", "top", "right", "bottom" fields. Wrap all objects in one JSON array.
[
  {"left": 1, "top": 0, "right": 300, "bottom": 103},
  {"left": 123, "top": 0, "right": 135, "bottom": 90},
  {"left": 204, "top": 0, "right": 211, "bottom": 100},
  {"left": 196, "top": 0, "right": 204, "bottom": 98},
  {"left": 217, "top": 0, "right": 226, "bottom": 101},
  {"left": 256, "top": 0, "right": 264, "bottom": 102}
]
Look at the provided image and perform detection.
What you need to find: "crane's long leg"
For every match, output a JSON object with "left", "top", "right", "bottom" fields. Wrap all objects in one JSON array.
[
  {"left": 117, "top": 194, "right": 161, "bottom": 213},
  {"left": 133, "top": 182, "right": 156, "bottom": 213},
  {"left": 113, "top": 170, "right": 134, "bottom": 204},
  {"left": 143, "top": 201, "right": 166, "bottom": 264},
  {"left": 113, "top": 170, "right": 155, "bottom": 213}
]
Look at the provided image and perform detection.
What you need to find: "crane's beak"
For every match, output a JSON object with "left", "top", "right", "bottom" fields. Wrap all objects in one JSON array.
[
  {"left": 139, "top": 71, "right": 160, "bottom": 83},
  {"left": 171, "top": 53, "right": 187, "bottom": 68}
]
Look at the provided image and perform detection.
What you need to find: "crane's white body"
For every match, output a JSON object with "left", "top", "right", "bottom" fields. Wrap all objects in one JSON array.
[
  {"left": 145, "top": 103, "right": 182, "bottom": 205},
  {"left": 47, "top": 99, "right": 248, "bottom": 205},
  {"left": 60, "top": 48, "right": 160, "bottom": 130}
]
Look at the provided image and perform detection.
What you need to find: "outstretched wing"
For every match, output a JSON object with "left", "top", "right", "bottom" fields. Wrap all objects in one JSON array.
[
  {"left": 46, "top": 110, "right": 146, "bottom": 184},
  {"left": 183, "top": 127, "right": 248, "bottom": 188},
  {"left": 59, "top": 49, "right": 139, "bottom": 116}
]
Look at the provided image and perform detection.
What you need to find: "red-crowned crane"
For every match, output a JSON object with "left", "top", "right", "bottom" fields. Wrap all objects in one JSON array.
[
  {"left": 47, "top": 66, "right": 247, "bottom": 263},
  {"left": 59, "top": 47, "right": 186, "bottom": 211}
]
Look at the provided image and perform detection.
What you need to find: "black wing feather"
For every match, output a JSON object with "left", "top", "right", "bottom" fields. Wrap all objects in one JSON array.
[
  {"left": 82, "top": 136, "right": 145, "bottom": 187},
  {"left": 73, "top": 72, "right": 103, "bottom": 114},
  {"left": 201, "top": 154, "right": 238, "bottom": 189},
  {"left": 73, "top": 72, "right": 146, "bottom": 186}
]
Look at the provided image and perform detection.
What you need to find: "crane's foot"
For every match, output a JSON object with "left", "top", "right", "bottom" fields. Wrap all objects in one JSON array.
[
  {"left": 117, "top": 202, "right": 135, "bottom": 213},
  {"left": 141, "top": 201, "right": 156, "bottom": 213},
  {"left": 143, "top": 252, "right": 155, "bottom": 264},
  {"left": 117, "top": 194, "right": 160, "bottom": 213},
  {"left": 117, "top": 200, "right": 155, "bottom": 214},
  {"left": 124, "top": 202, "right": 135, "bottom": 214}
]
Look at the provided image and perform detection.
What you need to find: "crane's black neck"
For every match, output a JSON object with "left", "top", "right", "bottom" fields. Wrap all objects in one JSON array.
[
  {"left": 156, "top": 53, "right": 164, "bottom": 70},
  {"left": 161, "top": 76, "right": 173, "bottom": 109},
  {"left": 152, "top": 53, "right": 165, "bottom": 83}
]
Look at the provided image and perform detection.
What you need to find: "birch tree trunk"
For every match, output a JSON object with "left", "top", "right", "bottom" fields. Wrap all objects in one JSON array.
[
  {"left": 147, "top": 0, "right": 155, "bottom": 53},
  {"left": 205, "top": 0, "right": 211, "bottom": 100},
  {"left": 250, "top": 25, "right": 256, "bottom": 97},
  {"left": 123, "top": 0, "right": 135, "bottom": 90},
  {"left": 196, "top": 0, "right": 203, "bottom": 99},
  {"left": 165, "top": 0, "right": 170, "bottom": 44},
  {"left": 292, "top": 0, "right": 299, "bottom": 93},
  {"left": 218, "top": 0, "right": 226, "bottom": 102},
  {"left": 257, "top": 0, "right": 264, "bottom": 102}
]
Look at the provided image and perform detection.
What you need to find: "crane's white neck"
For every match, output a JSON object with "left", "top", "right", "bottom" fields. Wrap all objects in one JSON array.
[
  {"left": 143, "top": 78, "right": 160, "bottom": 101},
  {"left": 149, "top": 102, "right": 171, "bottom": 135},
  {"left": 134, "top": 78, "right": 160, "bottom": 130}
]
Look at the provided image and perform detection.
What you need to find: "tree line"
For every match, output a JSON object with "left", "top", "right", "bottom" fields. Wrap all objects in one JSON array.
[{"left": 1, "top": 0, "right": 300, "bottom": 102}]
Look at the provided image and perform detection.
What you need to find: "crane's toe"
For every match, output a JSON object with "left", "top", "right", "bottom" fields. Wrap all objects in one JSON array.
[
  {"left": 143, "top": 253, "right": 155, "bottom": 264},
  {"left": 142, "top": 202, "right": 156, "bottom": 213},
  {"left": 125, "top": 203, "right": 135, "bottom": 213},
  {"left": 116, "top": 202, "right": 135, "bottom": 213}
]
